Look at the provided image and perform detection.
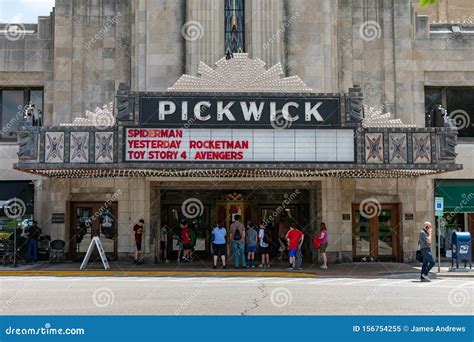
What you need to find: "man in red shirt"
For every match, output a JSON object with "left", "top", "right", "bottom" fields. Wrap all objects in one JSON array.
[
  {"left": 286, "top": 225, "right": 304, "bottom": 270},
  {"left": 180, "top": 219, "right": 191, "bottom": 262}
]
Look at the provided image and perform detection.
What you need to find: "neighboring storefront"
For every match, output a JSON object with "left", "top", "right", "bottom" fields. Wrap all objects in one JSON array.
[{"left": 434, "top": 180, "right": 474, "bottom": 257}]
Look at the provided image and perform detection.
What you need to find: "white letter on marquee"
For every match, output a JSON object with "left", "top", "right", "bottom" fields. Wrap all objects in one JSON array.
[
  {"left": 282, "top": 102, "right": 299, "bottom": 122},
  {"left": 159, "top": 101, "right": 176, "bottom": 120},
  {"left": 240, "top": 102, "right": 264, "bottom": 121},
  {"left": 194, "top": 101, "right": 211, "bottom": 121},
  {"left": 217, "top": 101, "right": 236, "bottom": 121},
  {"left": 305, "top": 102, "right": 324, "bottom": 121},
  {"left": 270, "top": 102, "right": 277, "bottom": 121},
  {"left": 181, "top": 101, "right": 188, "bottom": 120}
]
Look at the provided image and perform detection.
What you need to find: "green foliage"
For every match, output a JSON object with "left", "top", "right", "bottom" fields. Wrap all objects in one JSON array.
[{"left": 420, "top": 0, "right": 441, "bottom": 6}]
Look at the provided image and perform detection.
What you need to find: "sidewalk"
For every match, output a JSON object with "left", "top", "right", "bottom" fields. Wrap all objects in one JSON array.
[{"left": 0, "top": 260, "right": 471, "bottom": 278}]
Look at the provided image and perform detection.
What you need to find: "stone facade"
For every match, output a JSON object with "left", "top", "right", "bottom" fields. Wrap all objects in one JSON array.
[{"left": 1, "top": 0, "right": 473, "bottom": 263}]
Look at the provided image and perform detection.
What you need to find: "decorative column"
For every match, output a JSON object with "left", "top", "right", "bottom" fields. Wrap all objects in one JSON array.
[
  {"left": 185, "top": 0, "right": 224, "bottom": 75},
  {"left": 286, "top": 0, "right": 338, "bottom": 92},
  {"left": 131, "top": 0, "right": 185, "bottom": 91},
  {"left": 150, "top": 187, "right": 161, "bottom": 263},
  {"left": 245, "top": 0, "right": 286, "bottom": 69}
]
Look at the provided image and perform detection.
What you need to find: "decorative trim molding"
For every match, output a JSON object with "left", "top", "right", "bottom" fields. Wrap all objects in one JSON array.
[
  {"left": 168, "top": 53, "right": 313, "bottom": 93},
  {"left": 362, "top": 106, "right": 417, "bottom": 128},
  {"left": 60, "top": 102, "right": 115, "bottom": 128}
]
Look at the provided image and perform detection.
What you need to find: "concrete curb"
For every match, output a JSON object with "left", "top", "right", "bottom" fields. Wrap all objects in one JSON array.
[{"left": 0, "top": 270, "right": 319, "bottom": 278}]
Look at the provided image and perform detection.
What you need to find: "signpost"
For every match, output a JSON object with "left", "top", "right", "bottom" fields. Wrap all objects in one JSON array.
[
  {"left": 80, "top": 236, "right": 110, "bottom": 270},
  {"left": 435, "top": 197, "right": 444, "bottom": 272}
]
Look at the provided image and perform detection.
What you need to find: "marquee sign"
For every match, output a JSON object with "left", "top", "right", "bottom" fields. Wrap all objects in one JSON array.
[
  {"left": 139, "top": 94, "right": 340, "bottom": 128},
  {"left": 125, "top": 128, "right": 354, "bottom": 162}
]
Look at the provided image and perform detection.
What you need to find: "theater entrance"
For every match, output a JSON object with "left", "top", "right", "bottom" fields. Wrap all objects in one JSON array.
[
  {"left": 352, "top": 203, "right": 401, "bottom": 262},
  {"left": 160, "top": 188, "right": 310, "bottom": 260},
  {"left": 69, "top": 202, "right": 118, "bottom": 261}
]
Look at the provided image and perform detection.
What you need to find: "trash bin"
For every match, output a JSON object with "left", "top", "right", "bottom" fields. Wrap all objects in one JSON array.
[{"left": 451, "top": 232, "right": 472, "bottom": 269}]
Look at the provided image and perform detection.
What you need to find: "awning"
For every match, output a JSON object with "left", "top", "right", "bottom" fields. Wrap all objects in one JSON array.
[
  {"left": 13, "top": 164, "right": 462, "bottom": 179},
  {"left": 435, "top": 180, "right": 474, "bottom": 212}
]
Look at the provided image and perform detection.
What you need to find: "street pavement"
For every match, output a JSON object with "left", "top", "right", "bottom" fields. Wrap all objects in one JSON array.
[{"left": 1, "top": 275, "right": 472, "bottom": 315}]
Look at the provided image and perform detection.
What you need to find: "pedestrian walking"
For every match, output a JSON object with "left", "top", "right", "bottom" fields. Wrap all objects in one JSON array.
[
  {"left": 132, "top": 219, "right": 144, "bottom": 264},
  {"left": 26, "top": 221, "right": 42, "bottom": 263},
  {"left": 258, "top": 222, "right": 271, "bottom": 268},
  {"left": 286, "top": 225, "right": 303, "bottom": 270},
  {"left": 419, "top": 221, "right": 436, "bottom": 282},
  {"left": 318, "top": 223, "right": 329, "bottom": 269},
  {"left": 246, "top": 223, "right": 258, "bottom": 268},
  {"left": 230, "top": 215, "right": 246, "bottom": 268},
  {"left": 211, "top": 222, "right": 227, "bottom": 269}
]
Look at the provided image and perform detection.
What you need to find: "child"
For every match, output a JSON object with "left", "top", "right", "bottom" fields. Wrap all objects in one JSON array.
[
  {"left": 258, "top": 222, "right": 271, "bottom": 268},
  {"left": 246, "top": 224, "right": 258, "bottom": 268},
  {"left": 286, "top": 225, "right": 304, "bottom": 270}
]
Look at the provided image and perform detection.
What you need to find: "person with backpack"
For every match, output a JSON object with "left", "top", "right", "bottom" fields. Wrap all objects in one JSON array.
[
  {"left": 246, "top": 223, "right": 258, "bottom": 268},
  {"left": 211, "top": 222, "right": 227, "bottom": 269},
  {"left": 230, "top": 215, "right": 246, "bottom": 268},
  {"left": 286, "top": 225, "right": 304, "bottom": 270},
  {"left": 258, "top": 222, "right": 271, "bottom": 268}
]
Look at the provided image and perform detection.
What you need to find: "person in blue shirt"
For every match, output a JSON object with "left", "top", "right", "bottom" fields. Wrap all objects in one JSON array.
[
  {"left": 246, "top": 224, "right": 258, "bottom": 268},
  {"left": 211, "top": 222, "right": 227, "bottom": 269}
]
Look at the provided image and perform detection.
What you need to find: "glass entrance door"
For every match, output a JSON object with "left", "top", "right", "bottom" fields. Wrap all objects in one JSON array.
[
  {"left": 70, "top": 202, "right": 118, "bottom": 260},
  {"left": 352, "top": 204, "right": 400, "bottom": 261}
]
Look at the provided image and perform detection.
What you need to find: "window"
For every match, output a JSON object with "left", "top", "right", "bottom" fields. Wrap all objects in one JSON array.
[
  {"left": 0, "top": 88, "right": 43, "bottom": 140},
  {"left": 425, "top": 87, "right": 474, "bottom": 139},
  {"left": 224, "top": 0, "right": 245, "bottom": 59}
]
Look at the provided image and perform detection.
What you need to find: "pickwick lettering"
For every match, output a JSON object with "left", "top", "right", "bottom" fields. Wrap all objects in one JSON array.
[
  {"left": 158, "top": 101, "right": 323, "bottom": 121},
  {"left": 140, "top": 94, "right": 340, "bottom": 128}
]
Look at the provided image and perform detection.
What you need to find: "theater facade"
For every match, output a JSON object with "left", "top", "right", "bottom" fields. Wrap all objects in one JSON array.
[{"left": 3, "top": 0, "right": 474, "bottom": 264}]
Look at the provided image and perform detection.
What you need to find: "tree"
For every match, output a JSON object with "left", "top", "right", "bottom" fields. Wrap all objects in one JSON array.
[{"left": 420, "top": 0, "right": 441, "bottom": 6}]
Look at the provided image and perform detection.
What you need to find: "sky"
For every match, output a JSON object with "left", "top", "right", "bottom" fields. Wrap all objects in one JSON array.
[{"left": 0, "top": 0, "right": 55, "bottom": 23}]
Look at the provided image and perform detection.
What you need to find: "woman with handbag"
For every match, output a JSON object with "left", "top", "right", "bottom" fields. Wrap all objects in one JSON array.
[{"left": 315, "top": 223, "right": 329, "bottom": 269}]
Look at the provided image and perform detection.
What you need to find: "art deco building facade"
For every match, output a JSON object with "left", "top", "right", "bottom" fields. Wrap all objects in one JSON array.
[{"left": 0, "top": 0, "right": 473, "bottom": 263}]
